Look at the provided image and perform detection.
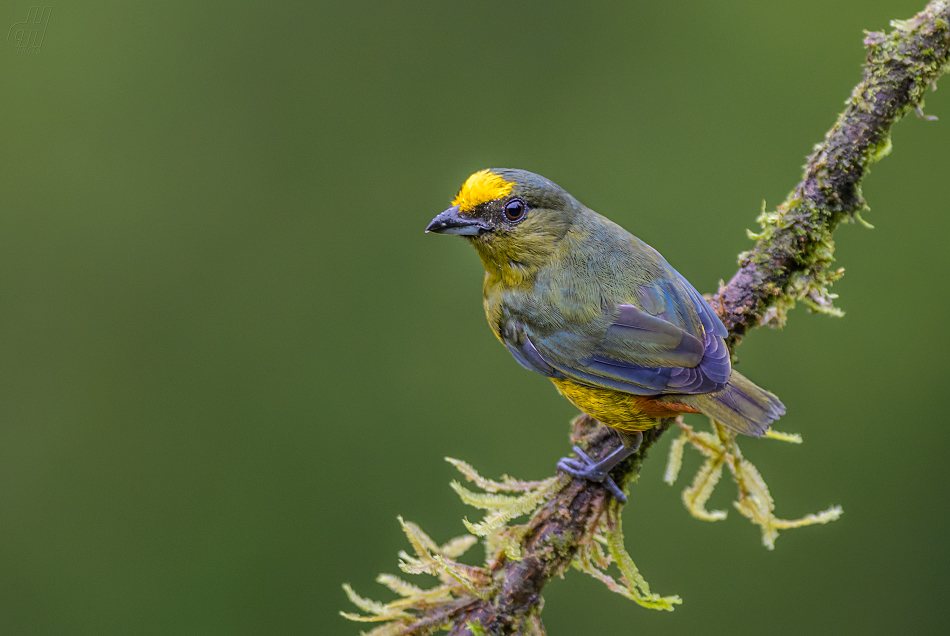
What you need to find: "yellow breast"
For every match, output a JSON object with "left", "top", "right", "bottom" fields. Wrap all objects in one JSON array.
[{"left": 550, "top": 378, "right": 657, "bottom": 432}]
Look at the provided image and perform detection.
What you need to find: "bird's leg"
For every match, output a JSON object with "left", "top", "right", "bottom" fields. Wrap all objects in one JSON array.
[{"left": 556, "top": 430, "right": 643, "bottom": 503}]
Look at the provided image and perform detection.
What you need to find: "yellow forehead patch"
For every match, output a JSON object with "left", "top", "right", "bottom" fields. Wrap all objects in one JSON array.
[{"left": 452, "top": 170, "right": 514, "bottom": 212}]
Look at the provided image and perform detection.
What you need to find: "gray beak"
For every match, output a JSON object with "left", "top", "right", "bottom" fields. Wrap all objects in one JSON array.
[{"left": 425, "top": 205, "right": 490, "bottom": 236}]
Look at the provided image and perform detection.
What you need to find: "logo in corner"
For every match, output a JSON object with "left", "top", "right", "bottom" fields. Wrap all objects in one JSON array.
[{"left": 8, "top": 7, "right": 52, "bottom": 54}]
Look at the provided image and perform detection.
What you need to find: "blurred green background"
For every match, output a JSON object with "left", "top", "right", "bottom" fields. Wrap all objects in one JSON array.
[{"left": 1, "top": 1, "right": 948, "bottom": 634}]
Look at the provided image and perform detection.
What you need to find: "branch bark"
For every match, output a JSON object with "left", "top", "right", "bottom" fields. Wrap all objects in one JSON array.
[
  {"left": 442, "top": 2, "right": 950, "bottom": 633},
  {"left": 716, "top": 1, "right": 950, "bottom": 346}
]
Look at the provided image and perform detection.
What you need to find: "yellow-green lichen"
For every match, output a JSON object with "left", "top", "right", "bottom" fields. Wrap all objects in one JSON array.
[
  {"left": 664, "top": 417, "right": 843, "bottom": 550},
  {"left": 571, "top": 502, "right": 681, "bottom": 611}
]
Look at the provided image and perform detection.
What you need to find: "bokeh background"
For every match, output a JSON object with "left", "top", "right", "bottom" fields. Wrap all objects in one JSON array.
[{"left": 2, "top": 1, "right": 948, "bottom": 634}]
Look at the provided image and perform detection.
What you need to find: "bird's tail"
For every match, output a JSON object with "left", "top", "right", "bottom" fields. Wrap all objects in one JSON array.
[{"left": 674, "top": 369, "right": 785, "bottom": 437}]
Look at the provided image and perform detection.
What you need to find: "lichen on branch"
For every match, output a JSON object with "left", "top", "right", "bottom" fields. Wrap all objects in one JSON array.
[
  {"left": 716, "top": 0, "right": 950, "bottom": 344},
  {"left": 664, "top": 418, "right": 842, "bottom": 550},
  {"left": 341, "top": 423, "right": 678, "bottom": 636}
]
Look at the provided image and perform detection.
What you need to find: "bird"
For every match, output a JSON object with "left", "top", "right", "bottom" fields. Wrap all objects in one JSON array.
[{"left": 426, "top": 168, "right": 784, "bottom": 502}]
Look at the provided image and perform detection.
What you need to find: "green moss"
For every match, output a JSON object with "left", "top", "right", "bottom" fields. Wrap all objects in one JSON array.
[
  {"left": 465, "top": 620, "right": 487, "bottom": 636},
  {"left": 867, "top": 134, "right": 893, "bottom": 163}
]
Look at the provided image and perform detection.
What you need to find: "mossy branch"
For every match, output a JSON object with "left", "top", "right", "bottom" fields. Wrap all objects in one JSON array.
[
  {"left": 715, "top": 0, "right": 950, "bottom": 343},
  {"left": 344, "top": 2, "right": 950, "bottom": 634}
]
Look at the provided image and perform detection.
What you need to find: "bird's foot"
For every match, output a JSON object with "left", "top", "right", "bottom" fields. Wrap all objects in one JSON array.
[
  {"left": 556, "top": 431, "right": 643, "bottom": 503},
  {"left": 557, "top": 446, "right": 628, "bottom": 503}
]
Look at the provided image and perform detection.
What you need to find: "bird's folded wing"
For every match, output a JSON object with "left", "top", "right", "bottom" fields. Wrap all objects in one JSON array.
[{"left": 527, "top": 273, "right": 730, "bottom": 396}]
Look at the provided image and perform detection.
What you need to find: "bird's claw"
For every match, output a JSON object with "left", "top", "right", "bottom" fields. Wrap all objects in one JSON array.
[{"left": 557, "top": 445, "right": 627, "bottom": 503}]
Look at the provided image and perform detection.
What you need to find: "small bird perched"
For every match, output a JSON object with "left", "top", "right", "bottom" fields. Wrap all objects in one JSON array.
[{"left": 426, "top": 169, "right": 784, "bottom": 502}]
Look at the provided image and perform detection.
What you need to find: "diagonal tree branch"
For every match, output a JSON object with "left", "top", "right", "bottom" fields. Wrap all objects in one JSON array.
[
  {"left": 439, "top": 3, "right": 950, "bottom": 634},
  {"left": 716, "top": 0, "right": 950, "bottom": 345}
]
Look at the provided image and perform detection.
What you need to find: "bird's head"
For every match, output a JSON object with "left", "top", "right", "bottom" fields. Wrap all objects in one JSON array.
[{"left": 426, "top": 169, "right": 579, "bottom": 281}]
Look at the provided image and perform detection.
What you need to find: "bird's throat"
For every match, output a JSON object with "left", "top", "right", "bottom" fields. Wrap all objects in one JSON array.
[{"left": 470, "top": 238, "right": 534, "bottom": 288}]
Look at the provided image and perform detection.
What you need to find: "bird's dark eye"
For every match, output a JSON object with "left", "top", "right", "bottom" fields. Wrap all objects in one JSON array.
[{"left": 504, "top": 198, "right": 527, "bottom": 222}]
